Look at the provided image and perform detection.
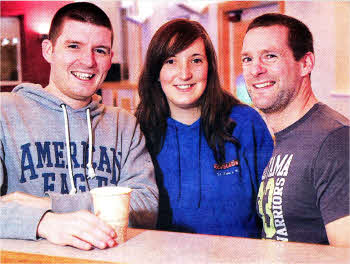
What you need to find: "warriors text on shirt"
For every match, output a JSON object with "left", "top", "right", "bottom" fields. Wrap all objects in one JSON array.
[{"left": 258, "top": 154, "right": 293, "bottom": 241}]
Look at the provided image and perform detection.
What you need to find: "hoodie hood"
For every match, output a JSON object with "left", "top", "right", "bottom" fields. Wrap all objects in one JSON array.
[{"left": 13, "top": 83, "right": 105, "bottom": 117}]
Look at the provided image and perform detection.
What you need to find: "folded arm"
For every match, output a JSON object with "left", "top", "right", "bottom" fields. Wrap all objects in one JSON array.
[{"left": 0, "top": 192, "right": 117, "bottom": 250}]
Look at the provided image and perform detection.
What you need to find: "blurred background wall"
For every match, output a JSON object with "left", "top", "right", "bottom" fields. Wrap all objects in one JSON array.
[{"left": 1, "top": 1, "right": 349, "bottom": 118}]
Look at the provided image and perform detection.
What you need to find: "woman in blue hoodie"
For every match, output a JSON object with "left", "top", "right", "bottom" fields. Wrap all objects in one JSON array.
[{"left": 135, "top": 19, "right": 273, "bottom": 238}]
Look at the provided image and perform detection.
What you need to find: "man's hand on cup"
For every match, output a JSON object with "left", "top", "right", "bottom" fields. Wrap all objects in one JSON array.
[{"left": 37, "top": 210, "right": 117, "bottom": 250}]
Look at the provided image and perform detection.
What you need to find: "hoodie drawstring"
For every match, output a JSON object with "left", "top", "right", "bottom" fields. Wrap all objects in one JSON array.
[
  {"left": 61, "top": 104, "right": 96, "bottom": 195},
  {"left": 174, "top": 122, "right": 202, "bottom": 208},
  {"left": 197, "top": 123, "right": 202, "bottom": 208},
  {"left": 86, "top": 108, "right": 96, "bottom": 180},
  {"left": 61, "top": 104, "right": 76, "bottom": 195},
  {"left": 175, "top": 127, "right": 181, "bottom": 201}
]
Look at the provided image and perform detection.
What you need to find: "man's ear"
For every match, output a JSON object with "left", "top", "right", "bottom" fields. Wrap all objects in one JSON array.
[
  {"left": 109, "top": 50, "right": 114, "bottom": 66},
  {"left": 300, "top": 52, "right": 315, "bottom": 77},
  {"left": 110, "top": 50, "right": 114, "bottom": 62},
  {"left": 42, "top": 39, "right": 53, "bottom": 63}
]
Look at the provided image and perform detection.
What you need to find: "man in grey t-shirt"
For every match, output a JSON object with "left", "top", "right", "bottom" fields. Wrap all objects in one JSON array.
[{"left": 241, "top": 13, "right": 349, "bottom": 246}]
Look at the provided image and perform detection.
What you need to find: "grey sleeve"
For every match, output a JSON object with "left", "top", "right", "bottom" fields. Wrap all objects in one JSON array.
[
  {"left": 1, "top": 124, "right": 46, "bottom": 240},
  {"left": 118, "top": 122, "right": 159, "bottom": 229},
  {"left": 314, "top": 126, "right": 350, "bottom": 225},
  {"left": 48, "top": 191, "right": 93, "bottom": 213},
  {"left": 0, "top": 201, "right": 49, "bottom": 240},
  {"left": 0, "top": 137, "right": 49, "bottom": 240}
]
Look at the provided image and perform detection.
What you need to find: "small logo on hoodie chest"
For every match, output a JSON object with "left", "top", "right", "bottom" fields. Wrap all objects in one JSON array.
[{"left": 214, "top": 160, "right": 239, "bottom": 176}]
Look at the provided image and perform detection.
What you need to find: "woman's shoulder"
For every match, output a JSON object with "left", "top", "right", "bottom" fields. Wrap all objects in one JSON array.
[
  {"left": 230, "top": 104, "right": 264, "bottom": 123},
  {"left": 230, "top": 104, "right": 273, "bottom": 145}
]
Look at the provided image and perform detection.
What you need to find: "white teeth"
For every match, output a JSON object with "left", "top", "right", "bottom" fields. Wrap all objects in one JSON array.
[
  {"left": 72, "top": 72, "right": 94, "bottom": 80},
  {"left": 176, "top": 84, "right": 192, "bottom": 89},
  {"left": 254, "top": 81, "right": 274, "bottom": 88}
]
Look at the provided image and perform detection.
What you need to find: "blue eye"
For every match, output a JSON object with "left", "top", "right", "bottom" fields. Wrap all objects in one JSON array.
[{"left": 241, "top": 56, "right": 252, "bottom": 64}]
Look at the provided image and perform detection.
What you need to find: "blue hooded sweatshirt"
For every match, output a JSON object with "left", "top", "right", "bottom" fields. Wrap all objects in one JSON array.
[{"left": 156, "top": 104, "right": 273, "bottom": 238}]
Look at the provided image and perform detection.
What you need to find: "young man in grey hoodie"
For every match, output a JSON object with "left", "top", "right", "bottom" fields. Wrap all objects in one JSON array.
[{"left": 0, "top": 2, "right": 158, "bottom": 250}]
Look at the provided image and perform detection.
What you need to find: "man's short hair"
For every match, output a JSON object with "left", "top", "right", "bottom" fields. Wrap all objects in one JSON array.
[
  {"left": 48, "top": 2, "right": 113, "bottom": 46},
  {"left": 246, "top": 13, "right": 313, "bottom": 61}
]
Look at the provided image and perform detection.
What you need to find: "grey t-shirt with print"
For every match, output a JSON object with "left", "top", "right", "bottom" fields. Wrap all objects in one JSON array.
[{"left": 257, "top": 102, "right": 349, "bottom": 244}]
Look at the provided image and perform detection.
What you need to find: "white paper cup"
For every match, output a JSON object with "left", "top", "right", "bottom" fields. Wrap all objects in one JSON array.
[{"left": 90, "top": 186, "right": 132, "bottom": 244}]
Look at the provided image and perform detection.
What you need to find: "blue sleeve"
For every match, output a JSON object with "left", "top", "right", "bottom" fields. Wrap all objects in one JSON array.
[
  {"left": 251, "top": 115, "right": 274, "bottom": 183},
  {"left": 232, "top": 107, "right": 274, "bottom": 190}
]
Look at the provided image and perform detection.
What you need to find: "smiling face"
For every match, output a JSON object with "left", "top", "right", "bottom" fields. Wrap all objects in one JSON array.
[
  {"left": 43, "top": 19, "right": 113, "bottom": 109},
  {"left": 241, "top": 25, "right": 303, "bottom": 113},
  {"left": 159, "top": 38, "right": 208, "bottom": 118}
]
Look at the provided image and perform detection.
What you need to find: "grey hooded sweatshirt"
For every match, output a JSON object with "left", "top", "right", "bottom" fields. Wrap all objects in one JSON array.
[{"left": 0, "top": 84, "right": 158, "bottom": 240}]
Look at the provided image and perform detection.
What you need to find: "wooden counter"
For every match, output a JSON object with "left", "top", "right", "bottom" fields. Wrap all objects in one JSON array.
[{"left": 1, "top": 228, "right": 349, "bottom": 264}]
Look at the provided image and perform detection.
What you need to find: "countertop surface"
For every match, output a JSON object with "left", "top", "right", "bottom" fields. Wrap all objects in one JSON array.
[{"left": 1, "top": 228, "right": 350, "bottom": 264}]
